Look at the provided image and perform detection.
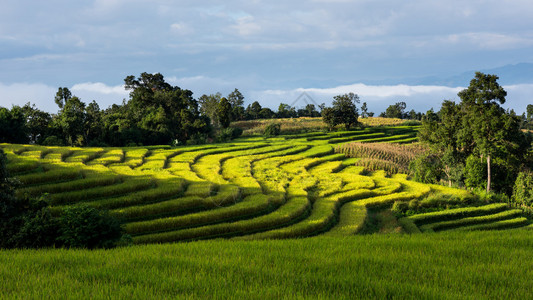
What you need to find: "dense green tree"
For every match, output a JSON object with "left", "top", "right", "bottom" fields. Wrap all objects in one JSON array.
[
  {"left": 382, "top": 102, "right": 407, "bottom": 119},
  {"left": 227, "top": 88, "right": 245, "bottom": 121},
  {"left": 417, "top": 72, "right": 529, "bottom": 194},
  {"left": 259, "top": 108, "right": 275, "bottom": 119},
  {"left": 199, "top": 93, "right": 221, "bottom": 126},
  {"left": 21, "top": 103, "right": 52, "bottom": 144},
  {"left": 328, "top": 93, "right": 360, "bottom": 129},
  {"left": 297, "top": 104, "right": 320, "bottom": 118},
  {"left": 54, "top": 87, "right": 72, "bottom": 109},
  {"left": 0, "top": 150, "right": 58, "bottom": 248},
  {"left": 57, "top": 92, "right": 86, "bottom": 146},
  {"left": 458, "top": 72, "right": 521, "bottom": 192},
  {"left": 0, "top": 106, "right": 28, "bottom": 144},
  {"left": 513, "top": 171, "right": 533, "bottom": 206},
  {"left": 321, "top": 107, "right": 337, "bottom": 130},
  {"left": 245, "top": 101, "right": 263, "bottom": 120},
  {"left": 277, "top": 103, "right": 296, "bottom": 118},
  {"left": 124, "top": 72, "right": 210, "bottom": 145},
  {"left": 527, "top": 104, "right": 533, "bottom": 129},
  {"left": 57, "top": 205, "right": 124, "bottom": 249},
  {"left": 84, "top": 101, "right": 103, "bottom": 144},
  {"left": 217, "top": 97, "right": 232, "bottom": 128},
  {"left": 360, "top": 102, "right": 369, "bottom": 118}
]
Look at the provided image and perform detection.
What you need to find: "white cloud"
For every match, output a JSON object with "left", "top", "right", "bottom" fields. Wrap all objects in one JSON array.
[
  {"left": 230, "top": 16, "right": 261, "bottom": 37},
  {"left": 0, "top": 82, "right": 56, "bottom": 112},
  {"left": 170, "top": 22, "right": 194, "bottom": 35},
  {"left": 253, "top": 83, "right": 532, "bottom": 114},
  {"left": 71, "top": 82, "right": 127, "bottom": 95},
  {"left": 1, "top": 80, "right": 531, "bottom": 116},
  {"left": 0, "top": 82, "right": 128, "bottom": 112},
  {"left": 444, "top": 32, "right": 533, "bottom": 50}
]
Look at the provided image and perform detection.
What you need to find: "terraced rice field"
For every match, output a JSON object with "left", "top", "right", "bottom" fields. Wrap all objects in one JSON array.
[{"left": 2, "top": 125, "right": 528, "bottom": 243}]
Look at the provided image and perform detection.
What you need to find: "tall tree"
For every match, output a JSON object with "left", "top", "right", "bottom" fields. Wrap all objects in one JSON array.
[
  {"left": 124, "top": 72, "right": 209, "bottom": 144},
  {"left": 0, "top": 106, "right": 28, "bottom": 144},
  {"left": 527, "top": 104, "right": 533, "bottom": 129},
  {"left": 54, "top": 87, "right": 72, "bottom": 110},
  {"left": 383, "top": 102, "right": 407, "bottom": 119},
  {"left": 227, "top": 88, "right": 245, "bottom": 121},
  {"left": 458, "top": 72, "right": 510, "bottom": 192},
  {"left": 217, "top": 97, "right": 232, "bottom": 128},
  {"left": 199, "top": 93, "right": 221, "bottom": 126},
  {"left": 21, "top": 103, "right": 52, "bottom": 144},
  {"left": 245, "top": 101, "right": 262, "bottom": 120},
  {"left": 332, "top": 93, "right": 360, "bottom": 129},
  {"left": 84, "top": 101, "right": 103, "bottom": 144},
  {"left": 360, "top": 102, "right": 369, "bottom": 118},
  {"left": 58, "top": 95, "right": 86, "bottom": 146},
  {"left": 277, "top": 103, "right": 296, "bottom": 118}
]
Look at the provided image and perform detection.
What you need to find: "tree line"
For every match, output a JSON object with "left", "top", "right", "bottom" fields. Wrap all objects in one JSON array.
[
  {"left": 2, "top": 72, "right": 532, "bottom": 147},
  {"left": 0, "top": 72, "right": 439, "bottom": 147},
  {"left": 412, "top": 72, "right": 533, "bottom": 203}
]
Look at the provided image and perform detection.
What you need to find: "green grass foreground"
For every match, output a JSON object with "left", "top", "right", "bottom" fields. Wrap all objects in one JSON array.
[{"left": 2, "top": 230, "right": 532, "bottom": 299}]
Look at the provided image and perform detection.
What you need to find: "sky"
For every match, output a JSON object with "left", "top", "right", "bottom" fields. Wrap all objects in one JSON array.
[{"left": 1, "top": 0, "right": 533, "bottom": 114}]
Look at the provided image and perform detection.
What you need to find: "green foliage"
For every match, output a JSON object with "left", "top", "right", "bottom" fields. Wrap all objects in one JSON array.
[
  {"left": 0, "top": 150, "right": 57, "bottom": 248},
  {"left": 21, "top": 103, "right": 53, "bottom": 144},
  {"left": 227, "top": 88, "right": 245, "bottom": 121},
  {"left": 321, "top": 107, "right": 337, "bottom": 130},
  {"left": 57, "top": 205, "right": 124, "bottom": 249},
  {"left": 216, "top": 127, "right": 243, "bottom": 142},
  {"left": 417, "top": 73, "right": 530, "bottom": 194},
  {"left": 321, "top": 93, "right": 360, "bottom": 130},
  {"left": 464, "top": 155, "right": 486, "bottom": 189},
  {"left": 391, "top": 201, "right": 408, "bottom": 214},
  {"left": 0, "top": 106, "right": 28, "bottom": 144},
  {"left": 277, "top": 103, "right": 297, "bottom": 118},
  {"left": 381, "top": 101, "right": 406, "bottom": 119},
  {"left": 57, "top": 94, "right": 86, "bottom": 146},
  {"left": 263, "top": 123, "right": 281, "bottom": 136},
  {"left": 245, "top": 101, "right": 263, "bottom": 120},
  {"left": 513, "top": 171, "right": 533, "bottom": 206},
  {"left": 217, "top": 97, "right": 232, "bottom": 128},
  {"left": 198, "top": 93, "right": 221, "bottom": 125},
  {"left": 409, "top": 154, "right": 442, "bottom": 184}
]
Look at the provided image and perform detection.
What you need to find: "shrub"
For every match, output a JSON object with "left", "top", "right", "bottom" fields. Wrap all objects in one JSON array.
[
  {"left": 217, "top": 127, "right": 243, "bottom": 142},
  {"left": 14, "top": 207, "right": 59, "bottom": 248},
  {"left": 41, "top": 136, "right": 65, "bottom": 146},
  {"left": 513, "top": 171, "right": 533, "bottom": 206},
  {"left": 464, "top": 155, "right": 486, "bottom": 189},
  {"left": 392, "top": 201, "right": 408, "bottom": 214},
  {"left": 57, "top": 205, "right": 124, "bottom": 249},
  {"left": 264, "top": 123, "right": 281, "bottom": 136},
  {"left": 409, "top": 154, "right": 442, "bottom": 184}
]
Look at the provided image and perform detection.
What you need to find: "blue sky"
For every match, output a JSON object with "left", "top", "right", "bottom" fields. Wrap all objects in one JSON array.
[{"left": 1, "top": 0, "right": 533, "bottom": 114}]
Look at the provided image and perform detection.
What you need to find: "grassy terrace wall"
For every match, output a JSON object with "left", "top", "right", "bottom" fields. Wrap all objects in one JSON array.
[{"left": 1, "top": 124, "right": 529, "bottom": 243}]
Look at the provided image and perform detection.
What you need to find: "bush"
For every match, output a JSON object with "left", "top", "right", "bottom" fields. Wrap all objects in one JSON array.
[
  {"left": 513, "top": 171, "right": 533, "bottom": 206},
  {"left": 57, "top": 205, "right": 124, "bottom": 249},
  {"left": 186, "top": 133, "right": 209, "bottom": 145},
  {"left": 41, "top": 136, "right": 65, "bottom": 146},
  {"left": 14, "top": 207, "right": 59, "bottom": 248},
  {"left": 409, "top": 154, "right": 442, "bottom": 184},
  {"left": 217, "top": 127, "right": 243, "bottom": 142},
  {"left": 391, "top": 201, "right": 409, "bottom": 214},
  {"left": 464, "top": 155, "right": 486, "bottom": 189},
  {"left": 264, "top": 123, "right": 281, "bottom": 136}
]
